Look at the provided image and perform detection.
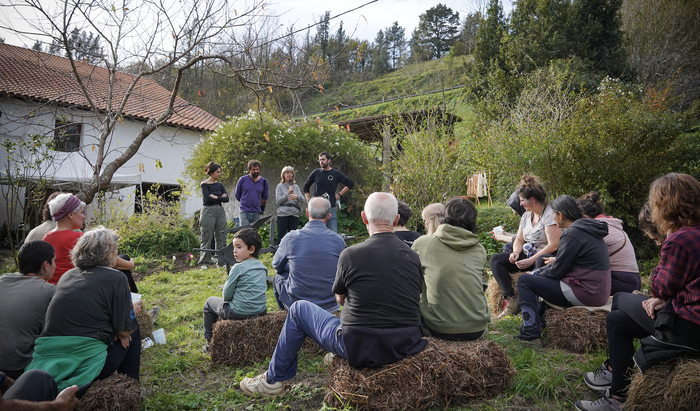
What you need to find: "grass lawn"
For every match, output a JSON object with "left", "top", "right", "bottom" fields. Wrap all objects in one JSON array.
[{"left": 137, "top": 261, "right": 612, "bottom": 410}]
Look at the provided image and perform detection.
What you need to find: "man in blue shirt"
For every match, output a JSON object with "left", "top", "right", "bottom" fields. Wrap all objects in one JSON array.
[
  {"left": 272, "top": 197, "right": 345, "bottom": 312},
  {"left": 235, "top": 159, "right": 269, "bottom": 227},
  {"left": 303, "top": 152, "right": 354, "bottom": 232}
]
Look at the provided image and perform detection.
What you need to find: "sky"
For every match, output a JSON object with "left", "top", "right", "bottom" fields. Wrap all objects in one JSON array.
[
  {"left": 267, "top": 0, "right": 513, "bottom": 43},
  {"left": 0, "top": 0, "right": 513, "bottom": 49}
]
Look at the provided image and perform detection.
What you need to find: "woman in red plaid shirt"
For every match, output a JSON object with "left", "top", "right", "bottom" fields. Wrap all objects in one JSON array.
[{"left": 577, "top": 173, "right": 700, "bottom": 411}]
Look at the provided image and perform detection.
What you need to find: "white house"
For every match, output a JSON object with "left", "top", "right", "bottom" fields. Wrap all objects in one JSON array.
[{"left": 0, "top": 43, "right": 220, "bottom": 230}]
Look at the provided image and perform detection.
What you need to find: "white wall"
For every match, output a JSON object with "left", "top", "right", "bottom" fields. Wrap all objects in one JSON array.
[{"left": 0, "top": 96, "right": 208, "bottom": 228}]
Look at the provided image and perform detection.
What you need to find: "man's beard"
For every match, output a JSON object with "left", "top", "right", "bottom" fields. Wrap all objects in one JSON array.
[{"left": 251, "top": 172, "right": 260, "bottom": 178}]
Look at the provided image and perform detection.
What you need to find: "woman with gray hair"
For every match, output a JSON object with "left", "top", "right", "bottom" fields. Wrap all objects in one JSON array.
[
  {"left": 275, "top": 166, "right": 305, "bottom": 241},
  {"left": 25, "top": 227, "right": 141, "bottom": 391}
]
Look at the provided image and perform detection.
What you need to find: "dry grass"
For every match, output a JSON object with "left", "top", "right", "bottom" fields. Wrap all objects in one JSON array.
[
  {"left": 325, "top": 338, "right": 514, "bottom": 411},
  {"left": 627, "top": 359, "right": 700, "bottom": 411}
]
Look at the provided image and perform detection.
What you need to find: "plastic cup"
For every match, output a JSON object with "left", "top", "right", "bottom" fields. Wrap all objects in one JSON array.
[
  {"left": 131, "top": 293, "right": 142, "bottom": 303},
  {"left": 152, "top": 328, "right": 166, "bottom": 344}
]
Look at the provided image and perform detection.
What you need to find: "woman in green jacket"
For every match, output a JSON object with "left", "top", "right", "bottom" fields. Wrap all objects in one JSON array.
[{"left": 412, "top": 197, "right": 490, "bottom": 341}]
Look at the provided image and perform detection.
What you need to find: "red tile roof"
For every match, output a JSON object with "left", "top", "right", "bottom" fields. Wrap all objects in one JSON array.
[{"left": 0, "top": 43, "right": 220, "bottom": 132}]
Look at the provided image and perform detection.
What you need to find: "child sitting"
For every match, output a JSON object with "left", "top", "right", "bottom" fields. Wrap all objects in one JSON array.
[{"left": 202, "top": 228, "right": 268, "bottom": 353}]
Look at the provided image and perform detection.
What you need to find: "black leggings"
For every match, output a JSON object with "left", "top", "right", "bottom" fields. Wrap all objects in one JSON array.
[
  {"left": 96, "top": 326, "right": 141, "bottom": 381},
  {"left": 489, "top": 251, "right": 553, "bottom": 298},
  {"left": 277, "top": 216, "right": 299, "bottom": 243},
  {"left": 606, "top": 293, "right": 654, "bottom": 398}
]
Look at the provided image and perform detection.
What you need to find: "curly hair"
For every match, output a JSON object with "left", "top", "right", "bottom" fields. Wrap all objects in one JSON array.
[
  {"left": 71, "top": 227, "right": 120, "bottom": 269},
  {"left": 516, "top": 174, "right": 547, "bottom": 206},
  {"left": 649, "top": 173, "right": 700, "bottom": 235}
]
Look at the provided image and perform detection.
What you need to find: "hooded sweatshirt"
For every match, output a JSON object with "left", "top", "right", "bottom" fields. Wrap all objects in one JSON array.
[
  {"left": 534, "top": 218, "right": 611, "bottom": 306},
  {"left": 412, "top": 224, "right": 490, "bottom": 334}
]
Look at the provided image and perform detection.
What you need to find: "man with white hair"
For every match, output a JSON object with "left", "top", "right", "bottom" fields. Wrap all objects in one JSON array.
[
  {"left": 273, "top": 197, "right": 345, "bottom": 312},
  {"left": 240, "top": 192, "right": 426, "bottom": 397}
]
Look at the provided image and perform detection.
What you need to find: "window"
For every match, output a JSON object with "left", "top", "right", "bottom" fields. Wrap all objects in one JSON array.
[
  {"left": 134, "top": 183, "right": 181, "bottom": 214},
  {"left": 54, "top": 119, "right": 81, "bottom": 152}
]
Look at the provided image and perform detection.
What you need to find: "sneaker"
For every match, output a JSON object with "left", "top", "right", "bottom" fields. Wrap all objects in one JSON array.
[
  {"left": 584, "top": 360, "right": 613, "bottom": 392},
  {"left": 497, "top": 295, "right": 520, "bottom": 320},
  {"left": 323, "top": 352, "right": 337, "bottom": 365},
  {"left": 148, "top": 306, "right": 160, "bottom": 323},
  {"left": 202, "top": 343, "right": 210, "bottom": 354},
  {"left": 575, "top": 396, "right": 623, "bottom": 411},
  {"left": 239, "top": 372, "right": 284, "bottom": 397}
]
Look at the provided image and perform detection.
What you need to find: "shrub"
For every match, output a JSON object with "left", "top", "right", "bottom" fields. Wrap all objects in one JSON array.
[{"left": 185, "top": 110, "right": 382, "bottom": 216}]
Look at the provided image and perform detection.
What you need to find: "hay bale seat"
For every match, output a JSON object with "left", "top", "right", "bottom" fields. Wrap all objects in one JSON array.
[
  {"left": 76, "top": 374, "right": 141, "bottom": 411},
  {"left": 544, "top": 307, "right": 608, "bottom": 353},
  {"left": 210, "top": 310, "right": 326, "bottom": 367},
  {"left": 324, "top": 338, "right": 514, "bottom": 411},
  {"left": 486, "top": 272, "right": 525, "bottom": 319},
  {"left": 627, "top": 358, "right": 700, "bottom": 411},
  {"left": 136, "top": 308, "right": 154, "bottom": 339}
]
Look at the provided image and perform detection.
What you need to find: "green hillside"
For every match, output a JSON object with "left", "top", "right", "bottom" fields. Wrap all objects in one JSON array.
[{"left": 302, "top": 55, "right": 474, "bottom": 121}]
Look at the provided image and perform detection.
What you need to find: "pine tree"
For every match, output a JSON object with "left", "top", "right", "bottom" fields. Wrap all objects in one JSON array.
[{"left": 412, "top": 3, "right": 460, "bottom": 60}]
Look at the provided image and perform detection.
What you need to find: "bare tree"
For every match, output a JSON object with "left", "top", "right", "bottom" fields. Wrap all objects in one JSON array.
[{"left": 0, "top": 0, "right": 327, "bottom": 204}]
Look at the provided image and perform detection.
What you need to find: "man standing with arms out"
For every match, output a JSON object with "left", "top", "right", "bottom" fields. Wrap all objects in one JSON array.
[
  {"left": 240, "top": 192, "right": 427, "bottom": 397},
  {"left": 235, "top": 159, "right": 269, "bottom": 227},
  {"left": 273, "top": 197, "right": 345, "bottom": 312},
  {"left": 303, "top": 152, "right": 354, "bottom": 233}
]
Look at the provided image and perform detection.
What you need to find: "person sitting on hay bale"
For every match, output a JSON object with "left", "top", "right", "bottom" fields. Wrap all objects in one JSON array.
[
  {"left": 412, "top": 197, "right": 490, "bottom": 341},
  {"left": 239, "top": 192, "right": 427, "bottom": 397},
  {"left": 203, "top": 228, "right": 268, "bottom": 354},
  {"left": 489, "top": 175, "right": 561, "bottom": 320},
  {"left": 577, "top": 191, "right": 640, "bottom": 294},
  {"left": 0, "top": 241, "right": 56, "bottom": 380},
  {"left": 272, "top": 197, "right": 345, "bottom": 312},
  {"left": 491, "top": 190, "right": 526, "bottom": 253},
  {"left": 25, "top": 228, "right": 142, "bottom": 391},
  {"left": 515, "top": 195, "right": 610, "bottom": 346},
  {"left": 421, "top": 203, "right": 444, "bottom": 235},
  {"left": 393, "top": 201, "right": 421, "bottom": 247},
  {"left": 577, "top": 173, "right": 700, "bottom": 411}
]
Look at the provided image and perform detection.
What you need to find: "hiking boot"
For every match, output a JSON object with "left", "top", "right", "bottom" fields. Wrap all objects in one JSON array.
[
  {"left": 575, "top": 396, "right": 623, "bottom": 411},
  {"left": 240, "top": 372, "right": 284, "bottom": 397},
  {"left": 584, "top": 360, "right": 613, "bottom": 392},
  {"left": 148, "top": 306, "right": 160, "bottom": 323},
  {"left": 497, "top": 295, "right": 520, "bottom": 320}
]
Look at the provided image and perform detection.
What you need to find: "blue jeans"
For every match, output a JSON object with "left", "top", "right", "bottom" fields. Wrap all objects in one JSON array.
[
  {"left": 268, "top": 301, "right": 346, "bottom": 382},
  {"left": 239, "top": 212, "right": 261, "bottom": 227},
  {"left": 326, "top": 207, "right": 338, "bottom": 232},
  {"left": 516, "top": 274, "right": 572, "bottom": 340}
]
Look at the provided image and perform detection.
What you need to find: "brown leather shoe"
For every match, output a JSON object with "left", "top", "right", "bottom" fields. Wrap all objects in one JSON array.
[{"left": 497, "top": 295, "right": 520, "bottom": 320}]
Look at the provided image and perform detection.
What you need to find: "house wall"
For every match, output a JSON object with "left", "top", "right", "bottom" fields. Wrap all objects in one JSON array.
[{"left": 0, "top": 96, "right": 208, "bottom": 230}]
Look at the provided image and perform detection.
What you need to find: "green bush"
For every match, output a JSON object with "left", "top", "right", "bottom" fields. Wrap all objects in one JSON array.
[{"left": 185, "top": 110, "right": 382, "bottom": 217}]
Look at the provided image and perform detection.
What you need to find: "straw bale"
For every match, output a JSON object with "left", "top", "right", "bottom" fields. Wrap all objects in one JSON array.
[
  {"left": 325, "top": 338, "right": 514, "bottom": 411},
  {"left": 136, "top": 308, "right": 153, "bottom": 339},
  {"left": 487, "top": 272, "right": 525, "bottom": 319},
  {"left": 627, "top": 359, "right": 700, "bottom": 411},
  {"left": 76, "top": 374, "right": 141, "bottom": 411},
  {"left": 210, "top": 310, "right": 325, "bottom": 367},
  {"left": 544, "top": 308, "right": 607, "bottom": 353}
]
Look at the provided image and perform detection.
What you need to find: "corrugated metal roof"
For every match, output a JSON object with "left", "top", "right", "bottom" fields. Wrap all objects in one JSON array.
[{"left": 0, "top": 43, "right": 220, "bottom": 132}]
